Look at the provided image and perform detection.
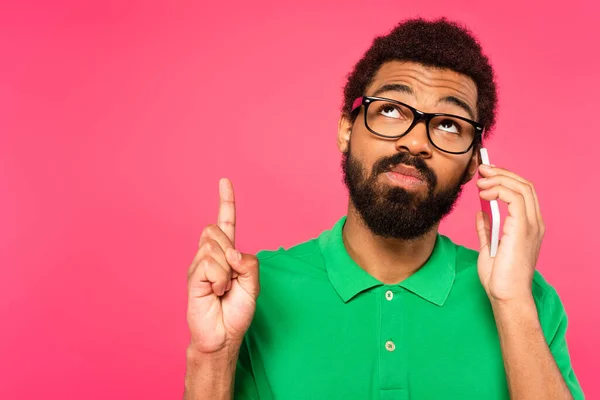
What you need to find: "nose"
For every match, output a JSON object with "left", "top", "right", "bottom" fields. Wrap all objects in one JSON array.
[{"left": 394, "top": 120, "right": 432, "bottom": 157}]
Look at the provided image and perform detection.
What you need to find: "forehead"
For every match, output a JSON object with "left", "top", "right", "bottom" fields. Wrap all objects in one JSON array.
[{"left": 366, "top": 61, "right": 478, "bottom": 111}]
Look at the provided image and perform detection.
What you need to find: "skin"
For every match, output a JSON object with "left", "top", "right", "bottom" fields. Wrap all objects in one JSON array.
[{"left": 184, "top": 61, "right": 572, "bottom": 399}]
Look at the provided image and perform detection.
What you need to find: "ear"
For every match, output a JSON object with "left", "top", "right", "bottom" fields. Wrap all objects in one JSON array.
[
  {"left": 461, "top": 145, "right": 480, "bottom": 184},
  {"left": 337, "top": 113, "right": 353, "bottom": 153}
]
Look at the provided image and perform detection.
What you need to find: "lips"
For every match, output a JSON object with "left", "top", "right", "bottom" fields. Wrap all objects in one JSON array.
[{"left": 389, "top": 164, "right": 425, "bottom": 181}]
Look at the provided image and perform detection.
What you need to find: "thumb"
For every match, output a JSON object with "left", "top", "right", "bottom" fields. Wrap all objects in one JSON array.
[
  {"left": 226, "top": 249, "right": 260, "bottom": 297},
  {"left": 476, "top": 210, "right": 491, "bottom": 255},
  {"left": 226, "top": 250, "right": 258, "bottom": 276}
]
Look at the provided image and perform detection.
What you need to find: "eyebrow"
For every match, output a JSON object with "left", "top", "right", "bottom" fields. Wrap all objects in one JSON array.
[
  {"left": 438, "top": 96, "right": 476, "bottom": 120},
  {"left": 370, "top": 83, "right": 476, "bottom": 120},
  {"left": 372, "top": 83, "right": 414, "bottom": 97}
]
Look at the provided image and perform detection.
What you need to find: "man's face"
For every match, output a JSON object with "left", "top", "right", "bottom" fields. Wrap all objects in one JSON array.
[{"left": 338, "top": 61, "right": 480, "bottom": 240}]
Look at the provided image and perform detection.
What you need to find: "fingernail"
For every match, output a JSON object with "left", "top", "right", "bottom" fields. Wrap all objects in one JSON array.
[
  {"left": 480, "top": 164, "right": 491, "bottom": 169},
  {"left": 234, "top": 250, "right": 242, "bottom": 262}
]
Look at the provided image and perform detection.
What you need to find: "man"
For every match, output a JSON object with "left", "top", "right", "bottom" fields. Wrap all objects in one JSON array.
[{"left": 184, "top": 18, "right": 584, "bottom": 399}]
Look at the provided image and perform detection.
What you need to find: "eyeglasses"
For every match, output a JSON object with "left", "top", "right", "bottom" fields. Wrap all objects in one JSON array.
[{"left": 351, "top": 96, "right": 484, "bottom": 154}]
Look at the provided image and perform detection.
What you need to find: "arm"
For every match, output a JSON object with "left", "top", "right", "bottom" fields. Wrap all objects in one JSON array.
[
  {"left": 491, "top": 297, "right": 572, "bottom": 399},
  {"left": 184, "top": 346, "right": 239, "bottom": 400},
  {"left": 476, "top": 165, "right": 582, "bottom": 399}
]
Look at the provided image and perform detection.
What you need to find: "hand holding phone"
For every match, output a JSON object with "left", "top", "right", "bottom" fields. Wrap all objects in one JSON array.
[{"left": 479, "top": 148, "right": 500, "bottom": 257}]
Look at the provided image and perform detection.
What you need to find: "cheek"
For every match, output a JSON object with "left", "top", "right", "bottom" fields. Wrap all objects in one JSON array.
[
  {"left": 351, "top": 127, "right": 395, "bottom": 174},
  {"left": 433, "top": 156, "right": 471, "bottom": 189},
  {"left": 350, "top": 137, "right": 378, "bottom": 173}
]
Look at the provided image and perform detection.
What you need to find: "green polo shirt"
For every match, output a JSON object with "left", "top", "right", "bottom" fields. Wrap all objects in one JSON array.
[{"left": 234, "top": 216, "right": 583, "bottom": 399}]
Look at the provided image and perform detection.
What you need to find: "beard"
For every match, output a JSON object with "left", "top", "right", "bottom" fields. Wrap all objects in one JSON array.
[{"left": 342, "top": 143, "right": 470, "bottom": 240}]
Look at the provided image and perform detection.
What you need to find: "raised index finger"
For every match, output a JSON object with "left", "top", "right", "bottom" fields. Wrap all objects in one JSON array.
[{"left": 217, "top": 178, "right": 236, "bottom": 245}]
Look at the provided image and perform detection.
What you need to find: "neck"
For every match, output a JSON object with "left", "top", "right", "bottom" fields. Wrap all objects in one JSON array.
[{"left": 342, "top": 202, "right": 439, "bottom": 284}]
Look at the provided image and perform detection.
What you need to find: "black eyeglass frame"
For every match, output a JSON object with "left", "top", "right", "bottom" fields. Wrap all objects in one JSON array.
[{"left": 351, "top": 96, "right": 485, "bottom": 155}]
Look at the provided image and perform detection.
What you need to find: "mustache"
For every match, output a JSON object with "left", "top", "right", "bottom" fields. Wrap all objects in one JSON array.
[{"left": 372, "top": 152, "right": 437, "bottom": 187}]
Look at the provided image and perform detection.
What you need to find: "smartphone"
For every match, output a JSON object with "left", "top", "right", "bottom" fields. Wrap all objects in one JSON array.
[{"left": 479, "top": 148, "right": 500, "bottom": 257}]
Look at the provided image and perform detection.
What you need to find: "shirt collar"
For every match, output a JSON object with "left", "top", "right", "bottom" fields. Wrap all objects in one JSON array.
[{"left": 318, "top": 216, "right": 457, "bottom": 306}]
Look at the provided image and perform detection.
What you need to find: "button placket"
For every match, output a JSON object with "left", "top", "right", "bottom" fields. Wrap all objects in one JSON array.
[{"left": 379, "top": 287, "right": 406, "bottom": 395}]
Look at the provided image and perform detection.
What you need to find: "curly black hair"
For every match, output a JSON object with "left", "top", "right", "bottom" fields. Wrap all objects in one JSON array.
[{"left": 342, "top": 17, "right": 498, "bottom": 137}]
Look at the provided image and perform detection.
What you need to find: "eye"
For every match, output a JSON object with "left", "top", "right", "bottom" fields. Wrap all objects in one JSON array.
[
  {"left": 378, "top": 104, "right": 402, "bottom": 119},
  {"left": 436, "top": 119, "right": 461, "bottom": 134}
]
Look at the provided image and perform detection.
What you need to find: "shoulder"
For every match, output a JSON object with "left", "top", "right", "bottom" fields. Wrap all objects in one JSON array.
[
  {"left": 257, "top": 237, "right": 323, "bottom": 267},
  {"left": 531, "top": 272, "right": 568, "bottom": 335},
  {"left": 531, "top": 271, "right": 559, "bottom": 302},
  {"left": 254, "top": 218, "right": 345, "bottom": 271},
  {"left": 439, "top": 235, "right": 479, "bottom": 278},
  {"left": 447, "top": 237, "right": 564, "bottom": 309},
  {"left": 254, "top": 235, "right": 327, "bottom": 282},
  {"left": 452, "top": 240, "right": 479, "bottom": 273},
  {"left": 249, "top": 234, "right": 331, "bottom": 324}
]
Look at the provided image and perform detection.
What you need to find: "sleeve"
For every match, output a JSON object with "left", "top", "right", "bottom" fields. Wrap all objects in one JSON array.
[
  {"left": 234, "top": 337, "right": 259, "bottom": 400},
  {"left": 539, "top": 286, "right": 585, "bottom": 399}
]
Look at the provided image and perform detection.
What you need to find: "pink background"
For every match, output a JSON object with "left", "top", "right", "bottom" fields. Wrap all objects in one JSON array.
[{"left": 1, "top": 1, "right": 598, "bottom": 398}]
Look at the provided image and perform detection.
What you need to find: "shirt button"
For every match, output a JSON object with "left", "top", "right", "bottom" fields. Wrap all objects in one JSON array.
[
  {"left": 385, "top": 340, "right": 396, "bottom": 352},
  {"left": 385, "top": 290, "right": 394, "bottom": 301}
]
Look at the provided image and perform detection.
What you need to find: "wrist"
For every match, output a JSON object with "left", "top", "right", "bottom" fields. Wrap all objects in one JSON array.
[
  {"left": 186, "top": 342, "right": 241, "bottom": 365},
  {"left": 487, "top": 285, "right": 535, "bottom": 305},
  {"left": 489, "top": 293, "right": 535, "bottom": 308},
  {"left": 490, "top": 295, "right": 540, "bottom": 324}
]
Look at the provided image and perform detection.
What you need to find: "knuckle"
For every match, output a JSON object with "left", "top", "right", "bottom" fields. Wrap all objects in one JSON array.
[
  {"left": 248, "top": 256, "right": 259, "bottom": 269},
  {"left": 220, "top": 258, "right": 232, "bottom": 272},
  {"left": 198, "top": 225, "right": 213, "bottom": 244},
  {"left": 527, "top": 182, "right": 535, "bottom": 195},
  {"left": 188, "top": 256, "right": 214, "bottom": 281},
  {"left": 199, "top": 225, "right": 225, "bottom": 246},
  {"left": 514, "top": 180, "right": 529, "bottom": 193},
  {"left": 200, "top": 238, "right": 217, "bottom": 253},
  {"left": 205, "top": 224, "right": 219, "bottom": 237},
  {"left": 201, "top": 255, "right": 230, "bottom": 275},
  {"left": 199, "top": 255, "right": 216, "bottom": 269},
  {"left": 220, "top": 220, "right": 235, "bottom": 231},
  {"left": 509, "top": 189, "right": 523, "bottom": 202},
  {"left": 518, "top": 180, "right": 528, "bottom": 190}
]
